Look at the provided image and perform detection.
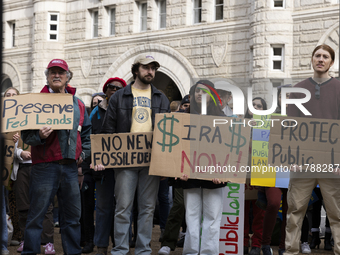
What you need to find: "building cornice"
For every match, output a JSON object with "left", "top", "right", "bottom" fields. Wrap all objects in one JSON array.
[
  {"left": 3, "top": 47, "right": 32, "bottom": 57},
  {"left": 292, "top": 6, "right": 339, "bottom": 21},
  {"left": 64, "top": 20, "right": 249, "bottom": 50},
  {"left": 3, "top": 0, "right": 32, "bottom": 12}
]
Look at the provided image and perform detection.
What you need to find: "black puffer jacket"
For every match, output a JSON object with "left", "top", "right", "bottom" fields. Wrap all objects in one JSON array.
[{"left": 101, "top": 82, "right": 170, "bottom": 133}]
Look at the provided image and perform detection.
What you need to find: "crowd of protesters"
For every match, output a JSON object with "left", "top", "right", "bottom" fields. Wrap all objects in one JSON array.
[{"left": 1, "top": 44, "right": 340, "bottom": 255}]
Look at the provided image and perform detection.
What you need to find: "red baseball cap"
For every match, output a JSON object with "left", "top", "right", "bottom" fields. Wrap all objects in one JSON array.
[
  {"left": 103, "top": 77, "right": 127, "bottom": 93},
  {"left": 47, "top": 59, "right": 69, "bottom": 71}
]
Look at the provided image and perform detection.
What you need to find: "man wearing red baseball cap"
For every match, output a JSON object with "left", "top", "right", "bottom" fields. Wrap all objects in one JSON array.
[{"left": 21, "top": 59, "right": 91, "bottom": 255}]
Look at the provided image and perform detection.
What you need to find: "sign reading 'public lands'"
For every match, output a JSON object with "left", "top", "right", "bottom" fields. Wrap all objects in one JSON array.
[
  {"left": 269, "top": 116, "right": 340, "bottom": 169},
  {"left": 149, "top": 113, "right": 251, "bottom": 183},
  {"left": 1, "top": 93, "right": 74, "bottom": 133},
  {"left": 91, "top": 132, "right": 153, "bottom": 168}
]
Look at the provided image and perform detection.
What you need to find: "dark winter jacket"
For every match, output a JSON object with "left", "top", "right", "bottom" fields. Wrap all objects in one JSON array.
[{"left": 101, "top": 82, "right": 170, "bottom": 133}]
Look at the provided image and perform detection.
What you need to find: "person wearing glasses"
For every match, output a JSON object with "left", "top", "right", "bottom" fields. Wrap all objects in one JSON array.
[
  {"left": 284, "top": 44, "right": 340, "bottom": 255},
  {"left": 95, "top": 54, "right": 170, "bottom": 254},
  {"left": 90, "top": 78, "right": 127, "bottom": 134},
  {"left": 21, "top": 59, "right": 91, "bottom": 255},
  {"left": 88, "top": 77, "right": 126, "bottom": 254}
]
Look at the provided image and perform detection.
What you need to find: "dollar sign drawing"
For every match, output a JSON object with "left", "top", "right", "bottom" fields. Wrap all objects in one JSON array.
[
  {"left": 157, "top": 114, "right": 180, "bottom": 152},
  {"left": 225, "top": 124, "right": 246, "bottom": 154}
]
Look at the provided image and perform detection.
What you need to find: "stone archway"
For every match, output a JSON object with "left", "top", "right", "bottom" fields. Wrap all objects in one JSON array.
[
  {"left": 99, "top": 44, "right": 198, "bottom": 96},
  {"left": 2, "top": 61, "right": 22, "bottom": 92}
]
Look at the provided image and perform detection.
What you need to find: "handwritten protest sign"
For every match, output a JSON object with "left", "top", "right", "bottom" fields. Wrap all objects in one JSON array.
[
  {"left": 149, "top": 113, "right": 251, "bottom": 183},
  {"left": 18, "top": 138, "right": 31, "bottom": 153},
  {"left": 91, "top": 132, "right": 153, "bottom": 168},
  {"left": 1, "top": 93, "right": 73, "bottom": 133},
  {"left": 3, "top": 132, "right": 16, "bottom": 186},
  {"left": 268, "top": 116, "right": 340, "bottom": 171},
  {"left": 219, "top": 183, "right": 244, "bottom": 254},
  {"left": 251, "top": 114, "right": 276, "bottom": 187}
]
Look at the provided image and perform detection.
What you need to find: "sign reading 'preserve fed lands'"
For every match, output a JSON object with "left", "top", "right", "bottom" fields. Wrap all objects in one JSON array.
[
  {"left": 269, "top": 116, "right": 340, "bottom": 170},
  {"left": 1, "top": 93, "right": 74, "bottom": 133},
  {"left": 149, "top": 113, "right": 251, "bottom": 183},
  {"left": 91, "top": 132, "right": 153, "bottom": 168}
]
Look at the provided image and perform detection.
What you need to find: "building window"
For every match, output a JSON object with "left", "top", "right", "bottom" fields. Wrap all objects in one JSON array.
[
  {"left": 271, "top": 45, "right": 284, "bottom": 71},
  {"left": 215, "top": 0, "right": 223, "bottom": 21},
  {"left": 48, "top": 13, "right": 59, "bottom": 41},
  {"left": 193, "top": 0, "right": 202, "bottom": 24},
  {"left": 158, "top": 0, "right": 166, "bottom": 29},
  {"left": 92, "top": 10, "right": 99, "bottom": 38},
  {"left": 10, "top": 22, "right": 15, "bottom": 47},
  {"left": 273, "top": 0, "right": 284, "bottom": 8},
  {"left": 140, "top": 2, "right": 147, "bottom": 31},
  {"left": 110, "top": 8, "right": 116, "bottom": 35}
]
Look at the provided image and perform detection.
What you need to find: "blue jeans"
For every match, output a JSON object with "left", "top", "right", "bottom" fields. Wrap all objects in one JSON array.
[
  {"left": 94, "top": 169, "right": 115, "bottom": 248},
  {"left": 158, "top": 178, "right": 170, "bottom": 230},
  {"left": 22, "top": 162, "right": 81, "bottom": 255},
  {"left": 2, "top": 186, "right": 8, "bottom": 251},
  {"left": 111, "top": 167, "right": 159, "bottom": 255}
]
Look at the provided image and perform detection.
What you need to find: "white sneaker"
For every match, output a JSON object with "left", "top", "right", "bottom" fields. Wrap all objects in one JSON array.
[
  {"left": 301, "top": 242, "right": 311, "bottom": 254},
  {"left": 158, "top": 246, "right": 171, "bottom": 255}
]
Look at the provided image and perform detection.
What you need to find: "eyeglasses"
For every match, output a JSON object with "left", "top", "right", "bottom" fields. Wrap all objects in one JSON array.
[
  {"left": 107, "top": 84, "right": 123, "bottom": 91},
  {"left": 315, "top": 84, "right": 320, "bottom": 99}
]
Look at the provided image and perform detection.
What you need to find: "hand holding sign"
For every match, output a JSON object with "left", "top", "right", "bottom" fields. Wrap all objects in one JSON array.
[
  {"left": 13, "top": 132, "right": 20, "bottom": 143},
  {"left": 39, "top": 126, "right": 53, "bottom": 139},
  {"left": 21, "top": 151, "right": 31, "bottom": 160},
  {"left": 91, "top": 163, "right": 105, "bottom": 171}
]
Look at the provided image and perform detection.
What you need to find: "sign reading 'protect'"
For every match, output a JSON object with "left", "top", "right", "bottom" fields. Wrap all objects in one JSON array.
[{"left": 1, "top": 93, "right": 74, "bottom": 133}]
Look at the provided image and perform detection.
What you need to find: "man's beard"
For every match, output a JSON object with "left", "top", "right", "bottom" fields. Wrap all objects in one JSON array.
[{"left": 137, "top": 72, "right": 154, "bottom": 85}]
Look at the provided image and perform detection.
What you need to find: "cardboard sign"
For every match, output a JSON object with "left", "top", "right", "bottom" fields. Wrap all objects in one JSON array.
[
  {"left": 219, "top": 183, "right": 244, "bottom": 254},
  {"left": 91, "top": 132, "right": 153, "bottom": 168},
  {"left": 2, "top": 132, "right": 16, "bottom": 186},
  {"left": 149, "top": 113, "right": 251, "bottom": 183},
  {"left": 268, "top": 116, "right": 340, "bottom": 170},
  {"left": 1, "top": 93, "right": 74, "bottom": 133},
  {"left": 18, "top": 138, "right": 31, "bottom": 153},
  {"left": 251, "top": 114, "right": 275, "bottom": 187}
]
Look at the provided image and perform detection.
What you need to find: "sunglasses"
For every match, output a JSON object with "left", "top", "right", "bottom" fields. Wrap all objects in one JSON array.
[{"left": 107, "top": 84, "right": 123, "bottom": 91}]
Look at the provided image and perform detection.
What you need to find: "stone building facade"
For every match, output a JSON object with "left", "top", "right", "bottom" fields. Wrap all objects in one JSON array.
[{"left": 2, "top": 0, "right": 339, "bottom": 107}]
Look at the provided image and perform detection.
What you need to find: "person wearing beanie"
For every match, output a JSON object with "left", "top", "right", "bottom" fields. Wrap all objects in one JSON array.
[{"left": 89, "top": 77, "right": 126, "bottom": 254}]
